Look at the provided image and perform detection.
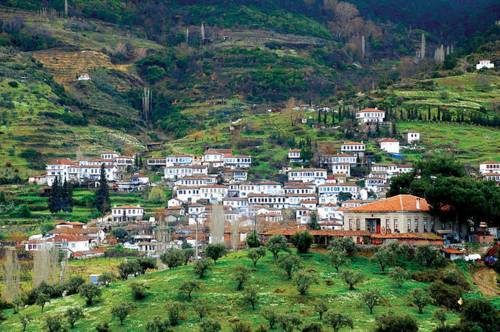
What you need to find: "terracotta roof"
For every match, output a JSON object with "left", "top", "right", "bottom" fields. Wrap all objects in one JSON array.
[
  {"left": 48, "top": 159, "right": 77, "bottom": 166},
  {"left": 262, "top": 227, "right": 370, "bottom": 237},
  {"left": 342, "top": 141, "right": 365, "bottom": 145},
  {"left": 481, "top": 161, "right": 500, "bottom": 164},
  {"left": 371, "top": 233, "right": 442, "bottom": 241},
  {"left": 379, "top": 138, "right": 399, "bottom": 143},
  {"left": 346, "top": 195, "right": 430, "bottom": 213},
  {"left": 289, "top": 168, "right": 327, "bottom": 172},
  {"left": 441, "top": 248, "right": 465, "bottom": 255},
  {"left": 113, "top": 205, "right": 143, "bottom": 209},
  {"left": 359, "top": 108, "right": 385, "bottom": 113}
]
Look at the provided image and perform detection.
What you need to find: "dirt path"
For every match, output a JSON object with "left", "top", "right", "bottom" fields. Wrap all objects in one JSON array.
[{"left": 472, "top": 268, "right": 499, "bottom": 296}]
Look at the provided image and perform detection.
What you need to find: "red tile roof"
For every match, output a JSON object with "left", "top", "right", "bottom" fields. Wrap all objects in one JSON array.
[
  {"left": 359, "top": 108, "right": 385, "bottom": 113},
  {"left": 346, "top": 195, "right": 430, "bottom": 213}
]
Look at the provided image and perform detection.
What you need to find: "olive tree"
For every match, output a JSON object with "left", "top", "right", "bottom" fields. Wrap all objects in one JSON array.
[
  {"left": 161, "top": 249, "right": 184, "bottom": 269},
  {"left": 242, "top": 286, "right": 258, "bottom": 310},
  {"left": 194, "top": 258, "right": 212, "bottom": 279},
  {"left": 278, "top": 254, "right": 303, "bottom": 279},
  {"left": 314, "top": 301, "right": 328, "bottom": 320},
  {"left": 329, "top": 249, "right": 350, "bottom": 272},
  {"left": 65, "top": 307, "right": 84, "bottom": 328},
  {"left": 205, "top": 244, "right": 227, "bottom": 264},
  {"left": 324, "top": 311, "right": 354, "bottom": 332},
  {"left": 79, "top": 283, "right": 102, "bottom": 306},
  {"left": 294, "top": 270, "right": 318, "bottom": 295},
  {"left": 247, "top": 247, "right": 266, "bottom": 268},
  {"left": 111, "top": 303, "right": 132, "bottom": 326},
  {"left": 266, "top": 235, "right": 288, "bottom": 262},
  {"left": 410, "top": 288, "right": 433, "bottom": 314},
  {"left": 179, "top": 280, "right": 201, "bottom": 300},
  {"left": 233, "top": 265, "right": 250, "bottom": 290},
  {"left": 362, "top": 290, "right": 383, "bottom": 314},
  {"left": 341, "top": 269, "right": 364, "bottom": 290},
  {"left": 390, "top": 267, "right": 410, "bottom": 287}
]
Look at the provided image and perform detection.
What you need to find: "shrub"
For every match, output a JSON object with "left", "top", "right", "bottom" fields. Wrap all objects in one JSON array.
[
  {"left": 341, "top": 269, "right": 364, "bottom": 290},
  {"left": 193, "top": 300, "right": 209, "bottom": 320},
  {"left": 161, "top": 249, "right": 185, "bottom": 269},
  {"left": 301, "top": 322, "right": 323, "bottom": 332},
  {"left": 291, "top": 231, "right": 313, "bottom": 254},
  {"left": 231, "top": 321, "right": 252, "bottom": 332},
  {"left": 182, "top": 248, "right": 195, "bottom": 265},
  {"left": 362, "top": 290, "right": 383, "bottom": 314},
  {"left": 246, "top": 230, "right": 261, "bottom": 248},
  {"left": 415, "top": 245, "right": 447, "bottom": 268},
  {"left": 95, "top": 322, "right": 110, "bottom": 332},
  {"left": 278, "top": 313, "right": 302, "bottom": 332},
  {"left": 247, "top": 246, "right": 266, "bottom": 267},
  {"left": 166, "top": 302, "right": 183, "bottom": 326},
  {"left": 112, "top": 303, "right": 132, "bottom": 326},
  {"left": 324, "top": 311, "right": 353, "bottom": 332},
  {"left": 242, "top": 285, "right": 258, "bottom": 310},
  {"left": 194, "top": 258, "right": 212, "bottom": 279},
  {"left": 118, "top": 260, "right": 142, "bottom": 279},
  {"left": 263, "top": 308, "right": 278, "bottom": 329},
  {"left": 374, "top": 312, "right": 418, "bottom": 332},
  {"left": 205, "top": 244, "right": 227, "bottom": 264},
  {"left": 130, "top": 282, "right": 148, "bottom": 300},
  {"left": 266, "top": 235, "right": 288, "bottom": 262},
  {"left": 45, "top": 314, "right": 65, "bottom": 332},
  {"left": 390, "top": 267, "right": 410, "bottom": 287},
  {"left": 293, "top": 270, "right": 318, "bottom": 295},
  {"left": 440, "top": 269, "right": 470, "bottom": 290},
  {"left": 146, "top": 316, "right": 170, "bottom": 332},
  {"left": 330, "top": 237, "right": 356, "bottom": 256},
  {"left": 461, "top": 298, "right": 499, "bottom": 332},
  {"left": 98, "top": 272, "right": 115, "bottom": 287},
  {"left": 314, "top": 301, "right": 328, "bottom": 320},
  {"left": 78, "top": 283, "right": 102, "bottom": 306},
  {"left": 279, "top": 254, "right": 303, "bottom": 279},
  {"left": 179, "top": 280, "right": 201, "bottom": 300},
  {"left": 64, "top": 276, "right": 85, "bottom": 295},
  {"left": 373, "top": 247, "right": 395, "bottom": 272},
  {"left": 228, "top": 264, "right": 250, "bottom": 291},
  {"left": 429, "top": 281, "right": 463, "bottom": 310},
  {"left": 412, "top": 270, "right": 438, "bottom": 283},
  {"left": 65, "top": 307, "right": 83, "bottom": 328},
  {"left": 328, "top": 249, "right": 349, "bottom": 272},
  {"left": 200, "top": 318, "right": 221, "bottom": 332},
  {"left": 410, "top": 288, "right": 432, "bottom": 314}
]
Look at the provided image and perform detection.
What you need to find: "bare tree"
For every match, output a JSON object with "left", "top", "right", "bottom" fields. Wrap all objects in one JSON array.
[
  {"left": 2, "top": 248, "right": 20, "bottom": 303},
  {"left": 33, "top": 247, "right": 59, "bottom": 287},
  {"left": 209, "top": 205, "right": 225, "bottom": 244}
]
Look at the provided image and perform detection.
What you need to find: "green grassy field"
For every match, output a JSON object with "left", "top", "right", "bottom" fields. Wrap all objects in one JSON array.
[
  {"left": 3, "top": 249, "right": 494, "bottom": 331},
  {"left": 398, "top": 121, "right": 500, "bottom": 164}
]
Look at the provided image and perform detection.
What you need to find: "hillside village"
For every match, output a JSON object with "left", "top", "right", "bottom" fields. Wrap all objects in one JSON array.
[
  {"left": 0, "top": 1, "right": 499, "bottom": 331},
  {"left": 19, "top": 107, "right": 498, "bottom": 260}
]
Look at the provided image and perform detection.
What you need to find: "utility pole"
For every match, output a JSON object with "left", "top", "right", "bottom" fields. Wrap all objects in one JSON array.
[
  {"left": 64, "top": 0, "right": 68, "bottom": 17},
  {"left": 194, "top": 214, "right": 199, "bottom": 258}
]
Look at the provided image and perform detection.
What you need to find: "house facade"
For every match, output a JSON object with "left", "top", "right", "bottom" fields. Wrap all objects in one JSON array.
[{"left": 355, "top": 108, "right": 385, "bottom": 123}]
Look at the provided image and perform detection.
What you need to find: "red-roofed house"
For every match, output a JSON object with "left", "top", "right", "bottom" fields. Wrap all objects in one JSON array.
[
  {"left": 343, "top": 194, "right": 437, "bottom": 234},
  {"left": 379, "top": 138, "right": 400, "bottom": 154},
  {"left": 356, "top": 108, "right": 385, "bottom": 123}
]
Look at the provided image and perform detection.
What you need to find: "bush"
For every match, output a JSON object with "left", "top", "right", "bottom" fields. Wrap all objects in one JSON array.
[
  {"left": 293, "top": 270, "right": 318, "bottom": 295},
  {"left": 78, "top": 283, "right": 102, "bottom": 306},
  {"left": 200, "top": 318, "right": 221, "bottom": 332},
  {"left": 246, "top": 230, "right": 261, "bottom": 248},
  {"left": 166, "top": 302, "right": 183, "bottom": 326},
  {"left": 279, "top": 254, "right": 303, "bottom": 279},
  {"left": 429, "top": 281, "right": 463, "bottom": 310},
  {"left": 291, "top": 231, "right": 313, "bottom": 254},
  {"left": 266, "top": 235, "right": 288, "bottom": 262},
  {"left": 179, "top": 280, "right": 201, "bottom": 300},
  {"left": 374, "top": 312, "right": 418, "bottom": 332},
  {"left": 330, "top": 237, "right": 356, "bottom": 256},
  {"left": 65, "top": 307, "right": 84, "bottom": 328},
  {"left": 130, "top": 282, "right": 147, "bottom": 300},
  {"left": 231, "top": 321, "right": 252, "bottom": 332},
  {"left": 412, "top": 270, "right": 439, "bottom": 283},
  {"left": 45, "top": 314, "right": 65, "bottom": 332},
  {"left": 112, "top": 303, "right": 132, "bottom": 326},
  {"left": 194, "top": 258, "right": 212, "bottom": 279},
  {"left": 205, "top": 244, "right": 227, "bottom": 264},
  {"left": 461, "top": 298, "right": 500, "bottom": 332},
  {"left": 247, "top": 247, "right": 266, "bottom": 267},
  {"left": 233, "top": 265, "right": 251, "bottom": 290},
  {"left": 341, "top": 269, "right": 364, "bottom": 290},
  {"left": 146, "top": 316, "right": 170, "bottom": 332},
  {"left": 64, "top": 276, "right": 85, "bottom": 295}
]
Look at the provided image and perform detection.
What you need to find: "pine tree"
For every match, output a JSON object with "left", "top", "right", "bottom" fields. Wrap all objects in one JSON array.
[{"left": 94, "top": 165, "right": 111, "bottom": 214}]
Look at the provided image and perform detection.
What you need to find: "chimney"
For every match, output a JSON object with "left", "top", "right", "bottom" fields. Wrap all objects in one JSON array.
[{"left": 416, "top": 198, "right": 420, "bottom": 210}]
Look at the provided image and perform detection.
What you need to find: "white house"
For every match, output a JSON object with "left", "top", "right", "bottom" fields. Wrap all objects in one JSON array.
[
  {"left": 476, "top": 60, "right": 494, "bottom": 70},
  {"left": 147, "top": 158, "right": 167, "bottom": 167},
  {"left": 223, "top": 155, "right": 252, "bottom": 169},
  {"left": 405, "top": 132, "right": 420, "bottom": 144},
  {"left": 175, "top": 175, "right": 216, "bottom": 187},
  {"left": 25, "top": 234, "right": 91, "bottom": 253},
  {"left": 111, "top": 205, "right": 144, "bottom": 223},
  {"left": 199, "top": 185, "right": 228, "bottom": 202},
  {"left": 483, "top": 173, "right": 500, "bottom": 183},
  {"left": 223, "top": 197, "right": 249, "bottom": 209},
  {"left": 164, "top": 165, "right": 208, "bottom": 180},
  {"left": 175, "top": 187, "right": 201, "bottom": 203},
  {"left": 331, "top": 163, "right": 351, "bottom": 177},
  {"left": 320, "top": 154, "right": 357, "bottom": 168},
  {"left": 341, "top": 142, "right": 366, "bottom": 155},
  {"left": 101, "top": 152, "right": 120, "bottom": 160},
  {"left": 247, "top": 194, "right": 287, "bottom": 209},
  {"left": 239, "top": 182, "right": 284, "bottom": 197},
  {"left": 318, "top": 183, "right": 359, "bottom": 198},
  {"left": 479, "top": 161, "right": 500, "bottom": 175},
  {"left": 356, "top": 108, "right": 385, "bottom": 123},
  {"left": 288, "top": 149, "right": 302, "bottom": 163},
  {"left": 379, "top": 138, "right": 400, "bottom": 154},
  {"left": 283, "top": 183, "right": 316, "bottom": 195},
  {"left": 287, "top": 168, "right": 327, "bottom": 185},
  {"left": 166, "top": 155, "right": 194, "bottom": 166},
  {"left": 46, "top": 159, "right": 77, "bottom": 186},
  {"left": 203, "top": 149, "right": 232, "bottom": 168}
]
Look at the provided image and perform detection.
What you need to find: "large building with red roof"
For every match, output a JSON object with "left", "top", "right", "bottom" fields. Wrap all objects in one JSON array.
[{"left": 342, "top": 194, "right": 437, "bottom": 234}]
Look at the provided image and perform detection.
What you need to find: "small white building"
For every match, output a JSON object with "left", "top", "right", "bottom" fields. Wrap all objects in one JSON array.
[
  {"left": 356, "top": 108, "right": 385, "bottom": 123},
  {"left": 341, "top": 142, "right": 366, "bottom": 155},
  {"left": 287, "top": 168, "right": 328, "bottom": 185},
  {"left": 405, "top": 132, "right": 420, "bottom": 144},
  {"left": 331, "top": 163, "right": 351, "bottom": 177},
  {"left": 288, "top": 149, "right": 302, "bottom": 163},
  {"left": 476, "top": 60, "right": 494, "bottom": 70},
  {"left": 166, "top": 155, "right": 194, "bottom": 166},
  {"left": 479, "top": 161, "right": 500, "bottom": 175},
  {"left": 78, "top": 73, "right": 91, "bottom": 81},
  {"left": 111, "top": 205, "right": 144, "bottom": 223},
  {"left": 379, "top": 138, "right": 400, "bottom": 154},
  {"left": 223, "top": 155, "right": 252, "bottom": 169},
  {"left": 164, "top": 165, "right": 208, "bottom": 180}
]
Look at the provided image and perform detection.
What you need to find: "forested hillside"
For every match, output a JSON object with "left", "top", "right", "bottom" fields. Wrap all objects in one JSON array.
[{"left": 0, "top": 0, "right": 498, "bottom": 176}]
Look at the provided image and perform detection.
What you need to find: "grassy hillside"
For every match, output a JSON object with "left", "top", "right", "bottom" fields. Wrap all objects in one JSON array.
[{"left": 3, "top": 250, "right": 491, "bottom": 331}]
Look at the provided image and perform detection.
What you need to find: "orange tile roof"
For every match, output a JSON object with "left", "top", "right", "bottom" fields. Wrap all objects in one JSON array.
[
  {"left": 371, "top": 233, "right": 442, "bottom": 241},
  {"left": 359, "top": 108, "right": 385, "bottom": 113},
  {"left": 379, "top": 138, "right": 399, "bottom": 143},
  {"left": 441, "top": 248, "right": 465, "bottom": 254},
  {"left": 346, "top": 195, "right": 430, "bottom": 213}
]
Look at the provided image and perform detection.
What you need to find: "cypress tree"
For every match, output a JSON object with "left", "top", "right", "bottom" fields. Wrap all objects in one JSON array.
[
  {"left": 61, "top": 180, "right": 73, "bottom": 212},
  {"left": 48, "top": 177, "right": 62, "bottom": 213},
  {"left": 94, "top": 164, "right": 111, "bottom": 214}
]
